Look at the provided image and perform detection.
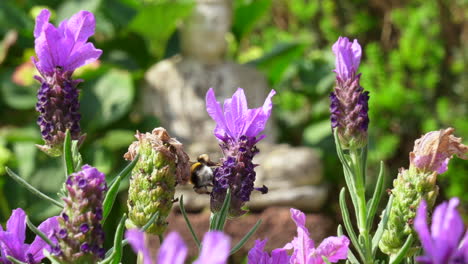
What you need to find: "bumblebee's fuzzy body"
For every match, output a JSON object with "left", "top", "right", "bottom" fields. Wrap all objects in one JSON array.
[{"left": 190, "top": 154, "right": 216, "bottom": 194}]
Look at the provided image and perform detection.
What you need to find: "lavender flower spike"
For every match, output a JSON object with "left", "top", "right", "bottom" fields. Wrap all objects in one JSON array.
[
  {"left": 330, "top": 36, "right": 369, "bottom": 149},
  {"left": 206, "top": 88, "right": 275, "bottom": 217},
  {"left": 415, "top": 198, "right": 468, "bottom": 264},
  {"left": 33, "top": 9, "right": 102, "bottom": 156},
  {"left": 125, "top": 230, "right": 231, "bottom": 264},
  {"left": 53, "top": 165, "right": 107, "bottom": 263},
  {"left": 0, "top": 208, "right": 58, "bottom": 264}
]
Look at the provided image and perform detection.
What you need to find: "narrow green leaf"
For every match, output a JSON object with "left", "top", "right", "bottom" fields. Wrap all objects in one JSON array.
[
  {"left": 229, "top": 219, "right": 262, "bottom": 255},
  {"left": 346, "top": 249, "right": 361, "bottom": 264},
  {"left": 339, "top": 188, "right": 365, "bottom": 261},
  {"left": 72, "top": 140, "right": 83, "bottom": 171},
  {"left": 26, "top": 216, "right": 55, "bottom": 247},
  {"left": 7, "top": 256, "right": 27, "bottom": 264},
  {"left": 102, "top": 155, "right": 139, "bottom": 223},
  {"left": 110, "top": 215, "right": 127, "bottom": 264},
  {"left": 389, "top": 234, "right": 414, "bottom": 264},
  {"left": 367, "top": 161, "right": 386, "bottom": 230},
  {"left": 5, "top": 167, "right": 63, "bottom": 208},
  {"left": 63, "top": 130, "right": 74, "bottom": 176},
  {"left": 372, "top": 195, "right": 394, "bottom": 254},
  {"left": 215, "top": 188, "right": 231, "bottom": 231},
  {"left": 180, "top": 195, "right": 201, "bottom": 248}
]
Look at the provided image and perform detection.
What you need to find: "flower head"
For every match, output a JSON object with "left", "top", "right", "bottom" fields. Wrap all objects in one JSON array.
[
  {"left": 330, "top": 37, "right": 369, "bottom": 149},
  {"left": 33, "top": 9, "right": 101, "bottom": 156},
  {"left": 55, "top": 165, "right": 107, "bottom": 263},
  {"left": 206, "top": 88, "right": 275, "bottom": 217},
  {"left": 415, "top": 198, "right": 467, "bottom": 264},
  {"left": 125, "top": 128, "right": 191, "bottom": 235},
  {"left": 125, "top": 230, "right": 230, "bottom": 264},
  {"left": 248, "top": 208, "right": 349, "bottom": 264},
  {"left": 332, "top": 37, "right": 362, "bottom": 81},
  {"left": 33, "top": 9, "right": 102, "bottom": 75},
  {"left": 0, "top": 208, "right": 58, "bottom": 264},
  {"left": 410, "top": 128, "right": 468, "bottom": 174}
]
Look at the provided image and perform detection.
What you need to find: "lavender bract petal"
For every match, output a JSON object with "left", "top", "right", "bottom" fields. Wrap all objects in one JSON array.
[
  {"left": 125, "top": 229, "right": 153, "bottom": 264},
  {"left": 247, "top": 239, "right": 269, "bottom": 264},
  {"left": 315, "top": 236, "right": 350, "bottom": 262},
  {"left": 6, "top": 208, "right": 26, "bottom": 244},
  {"left": 158, "top": 232, "right": 187, "bottom": 264},
  {"left": 27, "top": 216, "right": 59, "bottom": 263},
  {"left": 193, "top": 231, "right": 230, "bottom": 264},
  {"left": 33, "top": 9, "right": 51, "bottom": 38}
]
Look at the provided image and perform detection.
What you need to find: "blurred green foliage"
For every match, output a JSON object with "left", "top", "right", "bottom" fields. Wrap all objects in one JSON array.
[{"left": 0, "top": 0, "right": 467, "bottom": 255}]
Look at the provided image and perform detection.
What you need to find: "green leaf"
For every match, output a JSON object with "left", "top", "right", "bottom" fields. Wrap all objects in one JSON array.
[
  {"left": 248, "top": 42, "right": 306, "bottom": 85},
  {"left": 372, "top": 195, "right": 394, "bottom": 255},
  {"left": 229, "top": 219, "right": 261, "bottom": 255},
  {"left": 6, "top": 256, "right": 27, "bottom": 264},
  {"left": 367, "top": 161, "right": 386, "bottom": 230},
  {"left": 179, "top": 195, "right": 201, "bottom": 248},
  {"left": 63, "top": 130, "right": 74, "bottom": 176},
  {"left": 110, "top": 215, "right": 127, "bottom": 264},
  {"left": 102, "top": 155, "right": 139, "bottom": 223},
  {"left": 80, "top": 69, "right": 135, "bottom": 131},
  {"left": 5, "top": 167, "right": 63, "bottom": 208},
  {"left": 141, "top": 211, "right": 160, "bottom": 232},
  {"left": 339, "top": 188, "right": 365, "bottom": 261},
  {"left": 129, "top": 1, "right": 194, "bottom": 58},
  {"left": 232, "top": 0, "right": 271, "bottom": 41},
  {"left": 210, "top": 188, "right": 231, "bottom": 231},
  {"left": 389, "top": 234, "right": 414, "bottom": 264}
]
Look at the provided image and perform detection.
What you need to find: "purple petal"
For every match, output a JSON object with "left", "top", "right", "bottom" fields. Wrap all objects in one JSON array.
[
  {"left": 194, "top": 231, "right": 230, "bottom": 264},
  {"left": 206, "top": 88, "right": 231, "bottom": 139},
  {"left": 34, "top": 9, "right": 51, "bottom": 38},
  {"left": 35, "top": 24, "right": 72, "bottom": 73},
  {"left": 415, "top": 200, "right": 435, "bottom": 260},
  {"left": 62, "top": 11, "right": 96, "bottom": 43},
  {"left": 125, "top": 229, "right": 153, "bottom": 264},
  {"left": 6, "top": 208, "right": 26, "bottom": 244},
  {"left": 431, "top": 198, "right": 464, "bottom": 262},
  {"left": 243, "top": 89, "right": 276, "bottom": 138},
  {"left": 64, "top": 42, "right": 102, "bottom": 72},
  {"left": 247, "top": 239, "right": 269, "bottom": 264},
  {"left": 270, "top": 248, "right": 290, "bottom": 264},
  {"left": 315, "top": 236, "right": 350, "bottom": 262},
  {"left": 332, "top": 37, "right": 362, "bottom": 81},
  {"left": 289, "top": 208, "right": 314, "bottom": 264},
  {"left": 158, "top": 232, "right": 187, "bottom": 264},
  {"left": 436, "top": 158, "right": 449, "bottom": 174},
  {"left": 223, "top": 88, "right": 249, "bottom": 139},
  {"left": 27, "top": 216, "right": 59, "bottom": 263}
]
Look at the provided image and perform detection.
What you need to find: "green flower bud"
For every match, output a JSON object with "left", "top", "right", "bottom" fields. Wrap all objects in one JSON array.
[{"left": 125, "top": 128, "right": 190, "bottom": 235}]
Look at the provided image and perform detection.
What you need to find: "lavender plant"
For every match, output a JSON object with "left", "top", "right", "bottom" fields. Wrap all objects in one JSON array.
[{"left": 1, "top": 6, "right": 467, "bottom": 264}]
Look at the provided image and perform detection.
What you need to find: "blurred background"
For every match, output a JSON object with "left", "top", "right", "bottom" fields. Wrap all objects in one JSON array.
[{"left": 0, "top": 0, "right": 467, "bottom": 261}]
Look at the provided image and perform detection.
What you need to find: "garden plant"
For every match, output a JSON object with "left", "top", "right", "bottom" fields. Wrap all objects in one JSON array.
[{"left": 0, "top": 4, "right": 467, "bottom": 264}]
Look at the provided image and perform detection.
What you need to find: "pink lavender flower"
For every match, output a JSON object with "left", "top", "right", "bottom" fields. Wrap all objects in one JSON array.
[
  {"left": 415, "top": 198, "right": 467, "bottom": 264},
  {"left": 33, "top": 9, "right": 102, "bottom": 156},
  {"left": 0, "top": 208, "right": 58, "bottom": 264},
  {"left": 329, "top": 37, "right": 369, "bottom": 149},
  {"left": 248, "top": 239, "right": 290, "bottom": 264},
  {"left": 410, "top": 128, "right": 468, "bottom": 175},
  {"left": 248, "top": 208, "right": 349, "bottom": 264},
  {"left": 125, "top": 230, "right": 230, "bottom": 264},
  {"left": 54, "top": 165, "right": 107, "bottom": 263},
  {"left": 205, "top": 88, "right": 275, "bottom": 217}
]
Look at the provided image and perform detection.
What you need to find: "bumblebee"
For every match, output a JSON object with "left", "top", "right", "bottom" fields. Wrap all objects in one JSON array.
[{"left": 190, "top": 154, "right": 217, "bottom": 194}]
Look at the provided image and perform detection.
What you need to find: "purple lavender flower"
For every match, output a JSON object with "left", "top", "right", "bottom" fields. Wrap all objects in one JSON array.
[
  {"left": 33, "top": 9, "right": 102, "bottom": 156},
  {"left": 415, "top": 198, "right": 468, "bottom": 264},
  {"left": 247, "top": 208, "right": 349, "bottom": 264},
  {"left": 125, "top": 230, "right": 230, "bottom": 264},
  {"left": 330, "top": 37, "right": 369, "bottom": 149},
  {"left": 205, "top": 88, "right": 275, "bottom": 217},
  {"left": 0, "top": 208, "right": 58, "bottom": 264},
  {"left": 54, "top": 165, "right": 107, "bottom": 263},
  {"left": 248, "top": 239, "right": 290, "bottom": 264}
]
